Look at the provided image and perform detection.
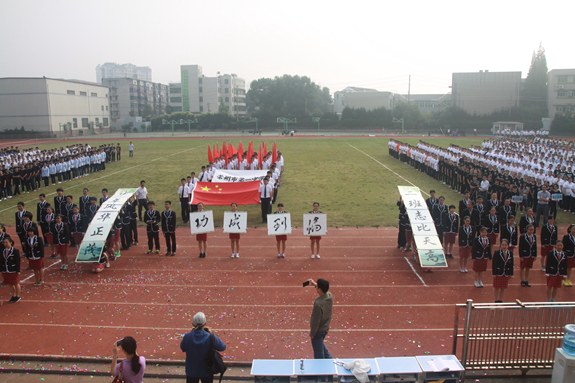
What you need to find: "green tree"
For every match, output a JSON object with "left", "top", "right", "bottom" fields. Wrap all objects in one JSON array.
[
  {"left": 142, "top": 104, "right": 153, "bottom": 118},
  {"left": 522, "top": 44, "right": 548, "bottom": 113},
  {"left": 121, "top": 124, "right": 132, "bottom": 133},
  {"left": 393, "top": 102, "right": 424, "bottom": 130},
  {"left": 165, "top": 105, "right": 173, "bottom": 115},
  {"left": 218, "top": 102, "right": 229, "bottom": 114}
]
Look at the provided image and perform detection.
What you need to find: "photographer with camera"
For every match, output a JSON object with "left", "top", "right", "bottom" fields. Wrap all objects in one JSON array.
[
  {"left": 180, "top": 312, "right": 227, "bottom": 383},
  {"left": 111, "top": 336, "right": 145, "bottom": 383}
]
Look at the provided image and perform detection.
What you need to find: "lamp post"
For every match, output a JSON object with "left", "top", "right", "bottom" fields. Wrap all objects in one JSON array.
[
  {"left": 312, "top": 117, "right": 321, "bottom": 133},
  {"left": 180, "top": 119, "right": 198, "bottom": 135},
  {"left": 392, "top": 118, "right": 405, "bottom": 134},
  {"left": 58, "top": 122, "right": 65, "bottom": 139},
  {"left": 162, "top": 119, "right": 179, "bottom": 136},
  {"left": 250, "top": 117, "right": 259, "bottom": 135},
  {"left": 277, "top": 117, "right": 296, "bottom": 135}
]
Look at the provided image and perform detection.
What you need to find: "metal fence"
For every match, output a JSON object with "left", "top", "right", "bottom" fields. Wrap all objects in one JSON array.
[{"left": 452, "top": 299, "right": 575, "bottom": 377}]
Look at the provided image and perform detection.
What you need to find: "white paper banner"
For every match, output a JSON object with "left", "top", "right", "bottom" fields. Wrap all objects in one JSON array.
[
  {"left": 190, "top": 211, "right": 215, "bottom": 234},
  {"left": 76, "top": 188, "right": 137, "bottom": 263},
  {"left": 223, "top": 211, "right": 248, "bottom": 233},
  {"left": 303, "top": 214, "right": 327, "bottom": 236},
  {"left": 212, "top": 169, "right": 268, "bottom": 183},
  {"left": 267, "top": 213, "right": 292, "bottom": 236}
]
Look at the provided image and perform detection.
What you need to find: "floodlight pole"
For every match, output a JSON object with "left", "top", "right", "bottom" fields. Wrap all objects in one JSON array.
[
  {"left": 277, "top": 117, "right": 296, "bottom": 134},
  {"left": 250, "top": 118, "right": 259, "bottom": 135},
  {"left": 312, "top": 117, "right": 321, "bottom": 133},
  {"left": 392, "top": 118, "right": 405, "bottom": 134},
  {"left": 181, "top": 119, "right": 198, "bottom": 135},
  {"left": 162, "top": 119, "right": 179, "bottom": 136}
]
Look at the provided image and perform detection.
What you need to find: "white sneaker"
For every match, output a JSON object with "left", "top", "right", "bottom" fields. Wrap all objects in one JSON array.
[
  {"left": 479, "top": 281, "right": 484, "bottom": 287},
  {"left": 106, "top": 262, "right": 110, "bottom": 268},
  {"left": 235, "top": 253, "right": 239, "bottom": 258},
  {"left": 231, "top": 253, "right": 235, "bottom": 258},
  {"left": 60, "top": 264, "right": 66, "bottom": 270},
  {"left": 311, "top": 254, "right": 315, "bottom": 259},
  {"left": 541, "top": 266, "right": 546, "bottom": 271},
  {"left": 460, "top": 268, "right": 465, "bottom": 273},
  {"left": 277, "top": 254, "right": 281, "bottom": 258},
  {"left": 474, "top": 281, "right": 480, "bottom": 288},
  {"left": 281, "top": 253, "right": 285, "bottom": 258},
  {"left": 62, "top": 264, "right": 68, "bottom": 270},
  {"left": 316, "top": 254, "right": 321, "bottom": 259}
]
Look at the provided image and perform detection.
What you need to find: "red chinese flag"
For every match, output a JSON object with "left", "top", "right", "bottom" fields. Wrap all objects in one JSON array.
[
  {"left": 222, "top": 142, "right": 228, "bottom": 165},
  {"left": 258, "top": 144, "right": 262, "bottom": 169},
  {"left": 238, "top": 141, "right": 244, "bottom": 159},
  {"left": 272, "top": 141, "right": 277, "bottom": 164},
  {"left": 214, "top": 144, "right": 219, "bottom": 158},
  {"left": 247, "top": 142, "right": 253, "bottom": 168},
  {"left": 190, "top": 181, "right": 261, "bottom": 206},
  {"left": 208, "top": 146, "right": 213, "bottom": 163},
  {"left": 263, "top": 141, "right": 267, "bottom": 155}
]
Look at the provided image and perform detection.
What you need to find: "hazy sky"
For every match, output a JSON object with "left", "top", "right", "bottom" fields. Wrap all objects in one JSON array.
[{"left": 1, "top": 0, "right": 573, "bottom": 96}]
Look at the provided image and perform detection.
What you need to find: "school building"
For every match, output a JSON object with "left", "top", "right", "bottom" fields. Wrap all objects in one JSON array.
[{"left": 547, "top": 69, "right": 575, "bottom": 120}]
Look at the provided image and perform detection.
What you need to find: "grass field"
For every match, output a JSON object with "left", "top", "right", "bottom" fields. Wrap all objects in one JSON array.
[{"left": 1, "top": 136, "right": 572, "bottom": 227}]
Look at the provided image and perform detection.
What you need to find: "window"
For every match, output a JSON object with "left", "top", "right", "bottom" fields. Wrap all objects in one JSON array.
[
  {"left": 101, "top": 105, "right": 104, "bottom": 111},
  {"left": 106, "top": 106, "right": 108, "bottom": 111},
  {"left": 225, "top": 79, "right": 229, "bottom": 84},
  {"left": 95, "top": 118, "right": 99, "bottom": 125},
  {"left": 91, "top": 92, "right": 97, "bottom": 97},
  {"left": 199, "top": 78, "right": 202, "bottom": 84},
  {"left": 200, "top": 106, "right": 203, "bottom": 112},
  {"left": 558, "top": 76, "right": 568, "bottom": 83},
  {"left": 558, "top": 92, "right": 567, "bottom": 98},
  {"left": 170, "top": 87, "right": 181, "bottom": 93},
  {"left": 172, "top": 106, "right": 182, "bottom": 112},
  {"left": 103, "top": 118, "right": 109, "bottom": 127},
  {"left": 557, "top": 106, "right": 565, "bottom": 112},
  {"left": 200, "top": 96, "right": 203, "bottom": 102},
  {"left": 80, "top": 91, "right": 87, "bottom": 96},
  {"left": 170, "top": 97, "right": 182, "bottom": 103},
  {"left": 73, "top": 118, "right": 78, "bottom": 129},
  {"left": 199, "top": 87, "right": 203, "bottom": 93},
  {"left": 67, "top": 90, "right": 75, "bottom": 95},
  {"left": 81, "top": 118, "right": 89, "bottom": 127},
  {"left": 225, "top": 97, "right": 229, "bottom": 103},
  {"left": 225, "top": 88, "right": 229, "bottom": 93},
  {"left": 218, "top": 97, "right": 222, "bottom": 102}
]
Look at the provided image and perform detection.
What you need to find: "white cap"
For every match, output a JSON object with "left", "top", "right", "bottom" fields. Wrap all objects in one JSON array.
[{"left": 193, "top": 312, "right": 206, "bottom": 327}]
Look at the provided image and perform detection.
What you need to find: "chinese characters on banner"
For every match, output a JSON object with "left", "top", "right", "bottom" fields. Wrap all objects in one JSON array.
[
  {"left": 302, "top": 214, "right": 327, "bottom": 236},
  {"left": 212, "top": 169, "right": 268, "bottom": 183},
  {"left": 267, "top": 213, "right": 292, "bottom": 236},
  {"left": 222, "top": 211, "right": 248, "bottom": 233},
  {"left": 398, "top": 185, "right": 447, "bottom": 268},
  {"left": 190, "top": 211, "right": 215, "bottom": 235},
  {"left": 75, "top": 188, "right": 137, "bottom": 263}
]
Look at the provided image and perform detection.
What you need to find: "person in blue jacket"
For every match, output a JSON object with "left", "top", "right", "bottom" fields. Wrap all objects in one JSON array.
[{"left": 180, "top": 312, "right": 226, "bottom": 383}]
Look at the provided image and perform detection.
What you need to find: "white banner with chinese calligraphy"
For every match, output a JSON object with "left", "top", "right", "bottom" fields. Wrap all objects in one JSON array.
[
  {"left": 190, "top": 211, "right": 215, "bottom": 234},
  {"left": 222, "top": 211, "right": 248, "bottom": 233},
  {"left": 302, "top": 214, "right": 327, "bottom": 236},
  {"left": 212, "top": 170, "right": 268, "bottom": 183},
  {"left": 75, "top": 188, "right": 137, "bottom": 263},
  {"left": 267, "top": 213, "right": 292, "bottom": 236},
  {"left": 398, "top": 186, "right": 447, "bottom": 268}
]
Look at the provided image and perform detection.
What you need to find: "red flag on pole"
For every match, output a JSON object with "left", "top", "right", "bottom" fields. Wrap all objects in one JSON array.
[
  {"left": 258, "top": 144, "right": 262, "bottom": 170},
  {"left": 272, "top": 141, "right": 277, "bottom": 164},
  {"left": 247, "top": 141, "right": 253, "bottom": 169},
  {"left": 190, "top": 181, "right": 261, "bottom": 206},
  {"left": 222, "top": 142, "right": 228, "bottom": 166},
  {"left": 208, "top": 146, "right": 213, "bottom": 163},
  {"left": 238, "top": 141, "right": 244, "bottom": 159},
  {"left": 263, "top": 141, "right": 267, "bottom": 155},
  {"left": 214, "top": 144, "right": 219, "bottom": 159}
]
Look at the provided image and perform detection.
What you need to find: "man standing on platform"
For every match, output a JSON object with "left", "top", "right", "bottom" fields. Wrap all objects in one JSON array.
[{"left": 307, "top": 278, "right": 333, "bottom": 359}]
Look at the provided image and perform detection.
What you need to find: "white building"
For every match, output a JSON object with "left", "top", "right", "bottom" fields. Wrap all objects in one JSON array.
[
  {"left": 168, "top": 65, "right": 246, "bottom": 117},
  {"left": 452, "top": 71, "right": 521, "bottom": 115},
  {"left": 547, "top": 69, "right": 575, "bottom": 119},
  {"left": 96, "top": 62, "right": 152, "bottom": 84},
  {"left": 333, "top": 87, "right": 395, "bottom": 115},
  {"left": 0, "top": 77, "right": 111, "bottom": 135}
]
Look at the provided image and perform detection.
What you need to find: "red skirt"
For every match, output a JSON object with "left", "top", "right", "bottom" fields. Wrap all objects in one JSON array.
[
  {"left": 405, "top": 231, "right": 413, "bottom": 243},
  {"left": 541, "top": 245, "right": 553, "bottom": 257},
  {"left": 276, "top": 235, "right": 287, "bottom": 241},
  {"left": 487, "top": 234, "right": 498, "bottom": 244},
  {"left": 493, "top": 275, "right": 510, "bottom": 289},
  {"left": 520, "top": 257, "right": 534, "bottom": 269},
  {"left": 56, "top": 244, "right": 68, "bottom": 255},
  {"left": 196, "top": 233, "right": 207, "bottom": 241},
  {"left": 547, "top": 275, "right": 564, "bottom": 288},
  {"left": 73, "top": 233, "right": 84, "bottom": 245},
  {"left": 459, "top": 247, "right": 471, "bottom": 258},
  {"left": 444, "top": 233, "right": 456, "bottom": 244},
  {"left": 567, "top": 257, "right": 575, "bottom": 268},
  {"left": 2, "top": 272, "right": 19, "bottom": 285},
  {"left": 45, "top": 233, "right": 53, "bottom": 244},
  {"left": 28, "top": 258, "right": 44, "bottom": 270},
  {"left": 115, "top": 229, "right": 121, "bottom": 241},
  {"left": 229, "top": 233, "right": 241, "bottom": 240},
  {"left": 310, "top": 236, "right": 322, "bottom": 241},
  {"left": 473, "top": 258, "right": 488, "bottom": 272}
]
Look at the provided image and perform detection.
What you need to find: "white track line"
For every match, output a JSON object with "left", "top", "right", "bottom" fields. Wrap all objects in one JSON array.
[
  {"left": 20, "top": 259, "right": 61, "bottom": 283},
  {"left": 404, "top": 257, "right": 428, "bottom": 287},
  {"left": 347, "top": 143, "right": 429, "bottom": 197},
  {"left": 0, "top": 144, "right": 204, "bottom": 214}
]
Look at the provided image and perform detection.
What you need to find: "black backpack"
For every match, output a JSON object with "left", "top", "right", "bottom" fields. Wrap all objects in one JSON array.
[{"left": 205, "top": 333, "right": 227, "bottom": 383}]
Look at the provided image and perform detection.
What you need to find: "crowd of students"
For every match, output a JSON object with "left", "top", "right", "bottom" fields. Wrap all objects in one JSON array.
[
  {"left": 495, "top": 129, "right": 550, "bottom": 138},
  {"left": 390, "top": 136, "right": 575, "bottom": 302},
  {"left": 0, "top": 142, "right": 123, "bottom": 199}
]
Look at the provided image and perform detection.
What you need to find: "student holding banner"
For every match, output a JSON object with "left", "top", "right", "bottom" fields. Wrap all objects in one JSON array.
[
  {"left": 196, "top": 203, "right": 208, "bottom": 258},
  {"left": 51, "top": 214, "right": 70, "bottom": 270},
  {"left": 442, "top": 205, "right": 458, "bottom": 259},
  {"left": 274, "top": 204, "right": 288, "bottom": 258},
  {"left": 229, "top": 202, "right": 241, "bottom": 258},
  {"left": 309, "top": 202, "right": 322, "bottom": 259}
]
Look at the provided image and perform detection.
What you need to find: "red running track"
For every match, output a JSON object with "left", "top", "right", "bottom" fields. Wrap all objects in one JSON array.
[{"left": 0, "top": 226, "right": 568, "bottom": 362}]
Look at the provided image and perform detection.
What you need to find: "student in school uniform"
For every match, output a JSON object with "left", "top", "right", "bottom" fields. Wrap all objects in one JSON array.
[
  {"left": 120, "top": 206, "right": 132, "bottom": 251},
  {"left": 25, "top": 227, "right": 44, "bottom": 286},
  {"left": 229, "top": 202, "right": 241, "bottom": 258},
  {"left": 259, "top": 177, "right": 273, "bottom": 223},
  {"left": 37, "top": 194, "right": 50, "bottom": 245},
  {"left": 113, "top": 214, "right": 122, "bottom": 258},
  {"left": 188, "top": 173, "right": 199, "bottom": 213},
  {"left": 475, "top": 195, "right": 486, "bottom": 229},
  {"left": 79, "top": 188, "right": 91, "bottom": 216},
  {"left": 459, "top": 192, "right": 471, "bottom": 216},
  {"left": 86, "top": 197, "right": 99, "bottom": 222},
  {"left": 145, "top": 201, "right": 161, "bottom": 254},
  {"left": 274, "top": 203, "right": 288, "bottom": 259},
  {"left": 309, "top": 202, "right": 323, "bottom": 259},
  {"left": 425, "top": 190, "right": 438, "bottom": 212},
  {"left": 432, "top": 197, "right": 448, "bottom": 244},
  {"left": 53, "top": 188, "right": 66, "bottom": 216},
  {"left": 472, "top": 227, "right": 491, "bottom": 288},
  {"left": 500, "top": 215, "right": 518, "bottom": 252},
  {"left": 161, "top": 201, "right": 177, "bottom": 256},
  {"left": 519, "top": 224, "right": 537, "bottom": 287},
  {"left": 21, "top": 212, "right": 37, "bottom": 249},
  {"left": 50, "top": 214, "right": 70, "bottom": 270},
  {"left": 100, "top": 188, "right": 110, "bottom": 206},
  {"left": 492, "top": 239, "right": 514, "bottom": 303},
  {"left": 458, "top": 216, "right": 474, "bottom": 273},
  {"left": 561, "top": 224, "right": 575, "bottom": 287},
  {"left": 397, "top": 200, "right": 408, "bottom": 250},
  {"left": 44, "top": 206, "right": 56, "bottom": 258},
  {"left": 442, "top": 205, "right": 458, "bottom": 259},
  {"left": 1, "top": 237, "right": 21, "bottom": 302},
  {"left": 69, "top": 205, "right": 86, "bottom": 256},
  {"left": 546, "top": 241, "right": 568, "bottom": 302},
  {"left": 461, "top": 201, "right": 480, "bottom": 232},
  {"left": 519, "top": 208, "right": 535, "bottom": 234},
  {"left": 127, "top": 197, "right": 138, "bottom": 246},
  {"left": 196, "top": 202, "right": 208, "bottom": 258},
  {"left": 15, "top": 202, "right": 27, "bottom": 251},
  {"left": 540, "top": 216, "right": 558, "bottom": 272},
  {"left": 92, "top": 245, "right": 110, "bottom": 274},
  {"left": 498, "top": 199, "right": 515, "bottom": 227},
  {"left": 177, "top": 179, "right": 190, "bottom": 224},
  {"left": 487, "top": 193, "right": 500, "bottom": 214},
  {"left": 484, "top": 207, "right": 500, "bottom": 251}
]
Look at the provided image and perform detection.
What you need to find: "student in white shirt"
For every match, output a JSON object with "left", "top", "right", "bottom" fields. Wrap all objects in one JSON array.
[{"left": 135, "top": 180, "right": 149, "bottom": 221}]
